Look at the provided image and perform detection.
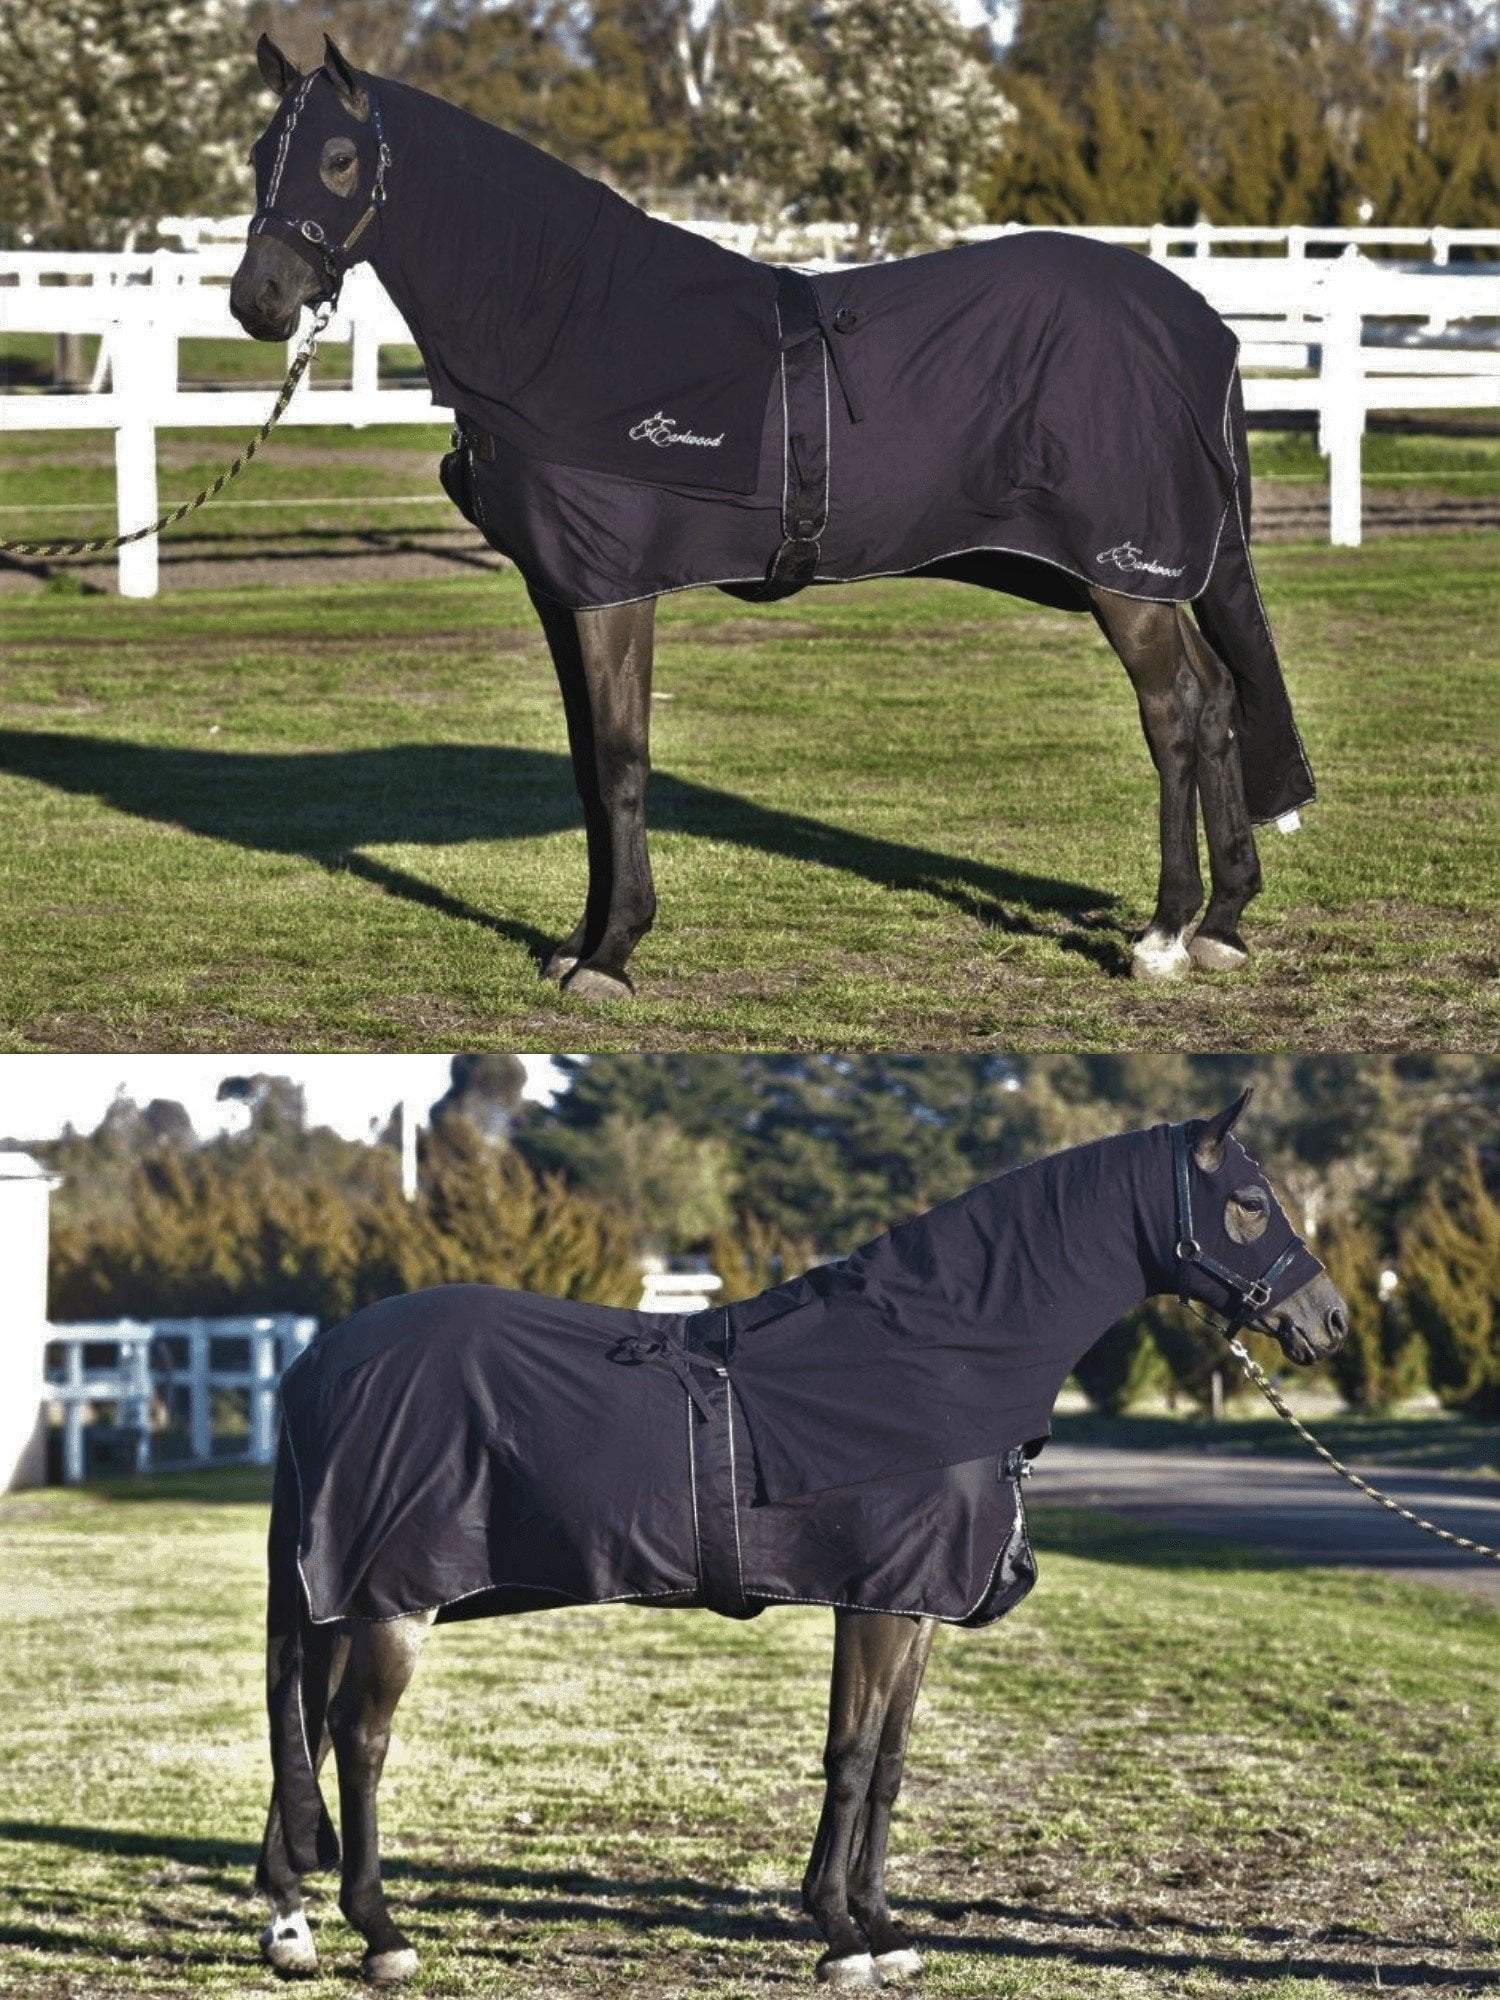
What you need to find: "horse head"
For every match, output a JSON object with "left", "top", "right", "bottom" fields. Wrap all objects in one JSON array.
[
  {"left": 230, "top": 35, "right": 385, "bottom": 342},
  {"left": 1178, "top": 1091, "right": 1349, "bottom": 1366}
]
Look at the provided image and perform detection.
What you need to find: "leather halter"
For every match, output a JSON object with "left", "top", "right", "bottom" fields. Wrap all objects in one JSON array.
[
  {"left": 1171, "top": 1121, "right": 1301, "bottom": 1331},
  {"left": 251, "top": 87, "right": 390, "bottom": 304}
]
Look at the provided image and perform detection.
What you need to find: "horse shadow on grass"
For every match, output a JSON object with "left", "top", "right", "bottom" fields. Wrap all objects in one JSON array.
[
  {"left": 0, "top": 731, "right": 1126, "bottom": 974},
  {"left": 0, "top": 1823, "right": 1492, "bottom": 1989}
]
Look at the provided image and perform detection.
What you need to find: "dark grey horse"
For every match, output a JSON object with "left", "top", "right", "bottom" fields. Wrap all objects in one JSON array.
[
  {"left": 232, "top": 39, "right": 1314, "bottom": 999},
  {"left": 253, "top": 1099, "right": 1347, "bottom": 1988}
]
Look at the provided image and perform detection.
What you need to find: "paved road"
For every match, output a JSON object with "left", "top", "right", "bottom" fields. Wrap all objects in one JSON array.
[{"left": 1033, "top": 1443, "right": 1500, "bottom": 1603}]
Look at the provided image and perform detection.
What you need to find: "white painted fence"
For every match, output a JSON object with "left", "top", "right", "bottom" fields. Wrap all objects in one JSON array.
[
  {"left": 3, "top": 228, "right": 1497, "bottom": 594},
  {"left": 44, "top": 1314, "right": 316, "bottom": 1484}
]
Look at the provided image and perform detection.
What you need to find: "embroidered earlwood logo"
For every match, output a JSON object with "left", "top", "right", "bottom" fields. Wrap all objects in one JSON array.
[
  {"left": 1096, "top": 542, "right": 1185, "bottom": 579},
  {"left": 629, "top": 411, "right": 725, "bottom": 450}
]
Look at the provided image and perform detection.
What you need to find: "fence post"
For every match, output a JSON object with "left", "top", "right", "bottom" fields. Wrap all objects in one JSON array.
[
  {"left": 130, "top": 1330, "right": 152, "bottom": 1474},
  {"left": 250, "top": 1323, "right": 278, "bottom": 1464},
  {"left": 189, "top": 1321, "right": 212, "bottom": 1462},
  {"left": 111, "top": 311, "right": 160, "bottom": 598},
  {"left": 64, "top": 1339, "right": 85, "bottom": 1485},
  {"left": 349, "top": 280, "right": 379, "bottom": 418},
  {"left": 1320, "top": 252, "right": 1365, "bottom": 548}
]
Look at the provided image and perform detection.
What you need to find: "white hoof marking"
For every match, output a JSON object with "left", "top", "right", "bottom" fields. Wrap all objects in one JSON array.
[
  {"left": 260, "top": 1911, "right": 317, "bottom": 1976},
  {"left": 875, "top": 1945, "right": 923, "bottom": 1980},
  {"left": 1130, "top": 929, "right": 1191, "bottom": 981},
  {"left": 1188, "top": 931, "right": 1248, "bottom": 973},
  {"left": 1275, "top": 810, "right": 1301, "bottom": 834},
  {"left": 363, "top": 1946, "right": 420, "bottom": 1986},
  {"left": 818, "top": 1952, "right": 878, "bottom": 1988}
]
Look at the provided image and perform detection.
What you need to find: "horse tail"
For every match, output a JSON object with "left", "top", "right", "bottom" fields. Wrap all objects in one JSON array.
[
  {"left": 1191, "top": 371, "right": 1316, "bottom": 827},
  {"left": 263, "top": 1427, "right": 341, "bottom": 1876}
]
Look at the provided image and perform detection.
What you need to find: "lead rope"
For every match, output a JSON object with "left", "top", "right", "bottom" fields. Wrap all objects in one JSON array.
[
  {"left": 0, "top": 299, "right": 335, "bottom": 561},
  {"left": 1217, "top": 1327, "right": 1500, "bottom": 1565}
]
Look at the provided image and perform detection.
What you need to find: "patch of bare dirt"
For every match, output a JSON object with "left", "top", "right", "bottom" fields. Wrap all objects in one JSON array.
[{"left": 1254, "top": 480, "right": 1500, "bottom": 540}]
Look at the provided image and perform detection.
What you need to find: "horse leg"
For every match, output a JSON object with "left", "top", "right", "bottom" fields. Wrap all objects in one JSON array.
[
  {"left": 529, "top": 588, "right": 611, "bottom": 982},
  {"left": 846, "top": 1616, "right": 935, "bottom": 1984},
  {"left": 528, "top": 591, "right": 658, "bottom": 1001},
  {"left": 1090, "top": 587, "right": 1204, "bottom": 981},
  {"left": 328, "top": 1610, "right": 434, "bottom": 1986},
  {"left": 803, "top": 1612, "right": 932, "bottom": 1988},
  {"left": 1177, "top": 607, "right": 1262, "bottom": 971},
  {"left": 257, "top": 1632, "right": 349, "bottom": 1978}
]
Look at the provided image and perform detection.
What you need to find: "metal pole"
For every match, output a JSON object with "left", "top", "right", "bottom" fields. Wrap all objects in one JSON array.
[{"left": 401, "top": 1095, "right": 418, "bottom": 1202}]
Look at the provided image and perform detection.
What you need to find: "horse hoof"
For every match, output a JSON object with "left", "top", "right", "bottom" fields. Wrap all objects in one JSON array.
[
  {"left": 1188, "top": 930, "right": 1248, "bottom": 973},
  {"left": 563, "top": 965, "right": 634, "bottom": 1003},
  {"left": 541, "top": 951, "right": 578, "bottom": 983},
  {"left": 1130, "top": 929, "right": 1191, "bottom": 981},
  {"left": 874, "top": 1947, "right": 923, "bottom": 1981},
  {"left": 362, "top": 1946, "right": 419, "bottom": 1986},
  {"left": 260, "top": 1913, "right": 317, "bottom": 1977},
  {"left": 817, "top": 1952, "right": 878, "bottom": 1989}
]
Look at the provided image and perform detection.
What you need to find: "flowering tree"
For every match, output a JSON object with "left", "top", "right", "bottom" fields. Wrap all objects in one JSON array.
[
  {"left": 704, "top": 0, "right": 1014, "bottom": 254},
  {"left": 0, "top": 0, "right": 257, "bottom": 251}
]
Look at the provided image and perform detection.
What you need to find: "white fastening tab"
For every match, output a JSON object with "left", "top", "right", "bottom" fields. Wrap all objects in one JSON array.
[{"left": 1275, "top": 811, "right": 1302, "bottom": 835}]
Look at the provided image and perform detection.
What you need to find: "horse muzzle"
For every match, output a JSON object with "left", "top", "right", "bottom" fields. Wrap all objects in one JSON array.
[
  {"left": 1261, "top": 1274, "right": 1349, "bottom": 1366},
  {"left": 229, "top": 239, "right": 320, "bottom": 342}
]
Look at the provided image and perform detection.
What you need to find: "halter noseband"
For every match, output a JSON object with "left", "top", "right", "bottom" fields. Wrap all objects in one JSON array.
[
  {"left": 1171, "top": 1121, "right": 1301, "bottom": 1332},
  {"left": 251, "top": 85, "right": 391, "bottom": 304}
]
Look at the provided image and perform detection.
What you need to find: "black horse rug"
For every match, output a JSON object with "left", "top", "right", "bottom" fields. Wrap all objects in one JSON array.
[
  {"left": 266, "top": 1116, "right": 1322, "bottom": 1869},
  {"left": 265, "top": 72, "right": 1316, "bottom": 825}
]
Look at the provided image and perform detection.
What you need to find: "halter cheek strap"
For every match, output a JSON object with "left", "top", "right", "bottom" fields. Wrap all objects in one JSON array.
[
  {"left": 251, "top": 88, "right": 391, "bottom": 304},
  {"left": 1171, "top": 1122, "right": 1301, "bottom": 1331}
]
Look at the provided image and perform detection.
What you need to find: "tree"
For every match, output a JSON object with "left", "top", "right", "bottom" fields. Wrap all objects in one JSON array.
[
  {"left": 704, "top": 0, "right": 1015, "bottom": 254},
  {"left": 248, "top": 0, "right": 427, "bottom": 78},
  {"left": 419, "top": 1120, "right": 641, "bottom": 1303},
  {"left": 1400, "top": 1150, "right": 1500, "bottom": 1414},
  {"left": 0, "top": 0, "right": 258, "bottom": 250},
  {"left": 1071, "top": 1316, "right": 1169, "bottom": 1414},
  {"left": 218, "top": 1072, "right": 307, "bottom": 1139},
  {"left": 407, "top": 0, "right": 688, "bottom": 187},
  {"left": 571, "top": 1111, "right": 736, "bottom": 1253},
  {"left": 430, "top": 1055, "right": 529, "bottom": 1144},
  {"left": 1321, "top": 1216, "right": 1425, "bottom": 1412}
]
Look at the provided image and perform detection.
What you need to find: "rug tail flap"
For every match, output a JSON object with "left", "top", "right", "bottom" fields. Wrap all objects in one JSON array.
[
  {"left": 266, "top": 1432, "right": 341, "bottom": 1875},
  {"left": 1194, "top": 379, "right": 1316, "bottom": 825}
]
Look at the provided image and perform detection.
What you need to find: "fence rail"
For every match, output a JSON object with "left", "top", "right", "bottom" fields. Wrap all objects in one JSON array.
[
  {"left": 4, "top": 227, "right": 1498, "bottom": 594},
  {"left": 44, "top": 1315, "right": 316, "bottom": 1483}
]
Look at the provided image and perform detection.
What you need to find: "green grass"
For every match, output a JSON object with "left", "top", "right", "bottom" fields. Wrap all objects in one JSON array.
[
  {"left": 1251, "top": 425, "right": 1500, "bottom": 490},
  {"left": 3, "top": 1470, "right": 1498, "bottom": 1999},
  {"left": 0, "top": 532, "right": 1496, "bottom": 1050}
]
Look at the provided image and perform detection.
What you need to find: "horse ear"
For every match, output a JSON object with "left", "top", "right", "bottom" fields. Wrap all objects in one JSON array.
[
  {"left": 1193, "top": 1088, "right": 1252, "bottom": 1173},
  {"left": 323, "top": 34, "right": 370, "bottom": 117},
  {"left": 256, "top": 33, "right": 302, "bottom": 97}
]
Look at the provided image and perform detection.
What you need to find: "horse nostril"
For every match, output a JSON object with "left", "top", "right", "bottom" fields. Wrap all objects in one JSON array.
[{"left": 1327, "top": 1306, "right": 1348, "bottom": 1342}]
